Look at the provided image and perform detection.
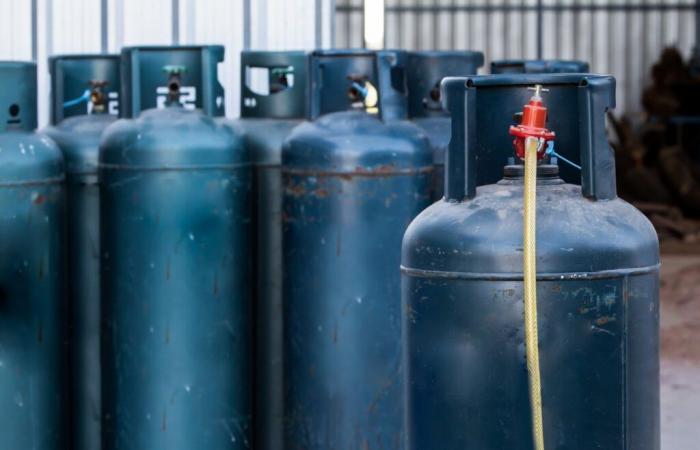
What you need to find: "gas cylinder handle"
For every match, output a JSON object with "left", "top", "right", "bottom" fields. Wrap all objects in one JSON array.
[
  {"left": 440, "top": 75, "right": 617, "bottom": 201},
  {"left": 49, "top": 54, "right": 120, "bottom": 124},
  {"left": 120, "top": 45, "right": 225, "bottom": 119},
  {"left": 577, "top": 77, "right": 617, "bottom": 200},
  {"left": 441, "top": 77, "right": 473, "bottom": 199},
  {"left": 375, "top": 50, "right": 408, "bottom": 121},
  {"left": 239, "top": 51, "right": 308, "bottom": 119},
  {"left": 309, "top": 50, "right": 408, "bottom": 121}
]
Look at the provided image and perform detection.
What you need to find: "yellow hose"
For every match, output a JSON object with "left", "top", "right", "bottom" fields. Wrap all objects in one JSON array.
[{"left": 523, "top": 136, "right": 545, "bottom": 450}]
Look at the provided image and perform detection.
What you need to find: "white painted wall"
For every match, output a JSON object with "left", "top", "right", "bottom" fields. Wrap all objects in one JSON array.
[{"left": 0, "top": 0, "right": 333, "bottom": 127}]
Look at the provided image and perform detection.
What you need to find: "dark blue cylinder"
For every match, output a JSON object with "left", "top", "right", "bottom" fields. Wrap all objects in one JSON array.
[
  {"left": 0, "top": 62, "right": 67, "bottom": 449},
  {"left": 282, "top": 50, "right": 432, "bottom": 449},
  {"left": 100, "top": 46, "right": 252, "bottom": 449},
  {"left": 406, "top": 51, "right": 483, "bottom": 201},
  {"left": 236, "top": 50, "right": 308, "bottom": 450},
  {"left": 402, "top": 75, "right": 659, "bottom": 450},
  {"left": 43, "top": 53, "right": 120, "bottom": 450},
  {"left": 491, "top": 59, "right": 590, "bottom": 74}
]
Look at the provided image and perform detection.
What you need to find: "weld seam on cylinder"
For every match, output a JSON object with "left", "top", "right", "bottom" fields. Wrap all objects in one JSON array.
[
  {"left": 281, "top": 166, "right": 434, "bottom": 177},
  {"left": 98, "top": 162, "right": 252, "bottom": 171},
  {"left": 0, "top": 175, "right": 66, "bottom": 187},
  {"left": 400, "top": 264, "right": 660, "bottom": 281},
  {"left": 65, "top": 174, "right": 99, "bottom": 184}
]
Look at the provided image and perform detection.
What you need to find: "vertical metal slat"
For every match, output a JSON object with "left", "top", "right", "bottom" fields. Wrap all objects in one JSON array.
[
  {"left": 31, "top": 0, "right": 38, "bottom": 60},
  {"left": 172, "top": 0, "right": 180, "bottom": 44},
  {"left": 101, "top": 0, "right": 109, "bottom": 52},
  {"left": 537, "top": 0, "right": 544, "bottom": 59}
]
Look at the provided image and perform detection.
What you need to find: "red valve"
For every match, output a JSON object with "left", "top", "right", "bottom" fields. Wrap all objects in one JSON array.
[{"left": 509, "top": 85, "right": 556, "bottom": 160}]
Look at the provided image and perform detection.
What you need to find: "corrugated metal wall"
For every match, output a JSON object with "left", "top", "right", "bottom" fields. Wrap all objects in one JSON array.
[
  {"left": 0, "top": 0, "right": 694, "bottom": 122},
  {"left": 336, "top": 0, "right": 699, "bottom": 113},
  {"left": 0, "top": 0, "right": 332, "bottom": 127}
]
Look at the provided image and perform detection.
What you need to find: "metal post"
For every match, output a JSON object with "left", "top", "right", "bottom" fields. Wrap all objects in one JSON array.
[
  {"left": 364, "top": 0, "right": 368, "bottom": 48},
  {"left": 316, "top": 0, "right": 323, "bottom": 48},
  {"left": 243, "top": 0, "right": 251, "bottom": 49},
  {"left": 31, "top": 0, "right": 38, "bottom": 60},
  {"left": 346, "top": 0, "right": 352, "bottom": 47},
  {"left": 329, "top": 0, "right": 337, "bottom": 48},
  {"left": 45, "top": 0, "right": 53, "bottom": 56},
  {"left": 696, "top": 0, "right": 700, "bottom": 57},
  {"left": 536, "top": 0, "right": 543, "bottom": 59},
  {"left": 185, "top": 0, "right": 196, "bottom": 44},
  {"left": 172, "top": 0, "right": 180, "bottom": 45},
  {"left": 114, "top": 0, "right": 124, "bottom": 51},
  {"left": 101, "top": 0, "right": 109, "bottom": 52}
]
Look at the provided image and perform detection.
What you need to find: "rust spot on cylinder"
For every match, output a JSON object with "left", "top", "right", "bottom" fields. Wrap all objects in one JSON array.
[
  {"left": 32, "top": 194, "right": 45, "bottom": 205},
  {"left": 313, "top": 188, "right": 329, "bottom": 198},
  {"left": 595, "top": 316, "right": 616, "bottom": 326},
  {"left": 283, "top": 164, "right": 433, "bottom": 180},
  {"left": 286, "top": 182, "right": 307, "bottom": 197},
  {"left": 355, "top": 164, "right": 395, "bottom": 176}
]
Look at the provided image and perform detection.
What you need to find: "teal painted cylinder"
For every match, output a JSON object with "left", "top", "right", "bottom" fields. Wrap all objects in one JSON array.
[
  {"left": 0, "top": 61, "right": 67, "bottom": 449},
  {"left": 100, "top": 47, "right": 253, "bottom": 449},
  {"left": 43, "top": 53, "right": 120, "bottom": 450},
  {"left": 236, "top": 50, "right": 308, "bottom": 450}
]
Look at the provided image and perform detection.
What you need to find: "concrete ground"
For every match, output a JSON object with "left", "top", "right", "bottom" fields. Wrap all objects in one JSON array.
[{"left": 660, "top": 254, "right": 700, "bottom": 449}]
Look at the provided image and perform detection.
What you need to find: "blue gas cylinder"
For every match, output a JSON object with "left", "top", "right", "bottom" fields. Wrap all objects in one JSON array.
[
  {"left": 402, "top": 75, "right": 659, "bottom": 450},
  {"left": 99, "top": 46, "right": 252, "bottom": 450},
  {"left": 282, "top": 50, "right": 432, "bottom": 449},
  {"left": 0, "top": 61, "right": 67, "bottom": 449}
]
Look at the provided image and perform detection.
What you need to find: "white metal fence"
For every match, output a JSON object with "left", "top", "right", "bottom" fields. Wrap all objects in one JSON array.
[
  {"left": 0, "top": 0, "right": 694, "bottom": 123},
  {"left": 0, "top": 0, "right": 333, "bottom": 127},
  {"left": 335, "top": 0, "right": 699, "bottom": 113}
]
